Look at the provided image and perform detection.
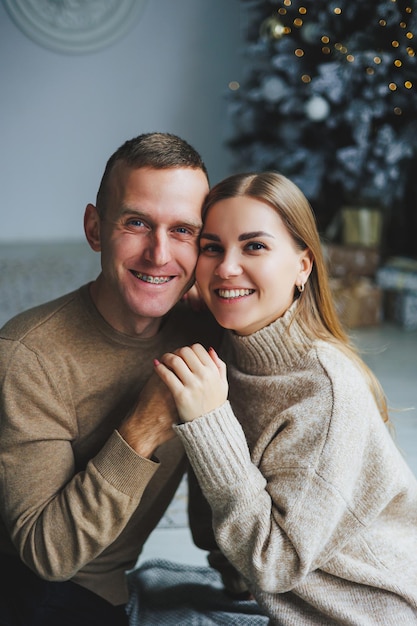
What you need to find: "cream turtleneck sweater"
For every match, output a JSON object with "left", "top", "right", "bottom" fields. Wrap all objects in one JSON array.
[{"left": 175, "top": 305, "right": 417, "bottom": 625}]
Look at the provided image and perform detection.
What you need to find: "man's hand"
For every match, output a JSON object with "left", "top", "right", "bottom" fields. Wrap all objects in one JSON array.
[{"left": 118, "top": 372, "right": 178, "bottom": 458}]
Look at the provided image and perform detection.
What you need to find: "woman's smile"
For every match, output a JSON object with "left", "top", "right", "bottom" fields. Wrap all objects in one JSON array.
[{"left": 215, "top": 288, "right": 255, "bottom": 300}]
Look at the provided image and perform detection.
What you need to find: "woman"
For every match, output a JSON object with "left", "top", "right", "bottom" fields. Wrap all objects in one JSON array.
[{"left": 154, "top": 172, "right": 417, "bottom": 624}]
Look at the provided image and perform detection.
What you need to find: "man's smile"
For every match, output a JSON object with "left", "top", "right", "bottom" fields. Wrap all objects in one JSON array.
[{"left": 131, "top": 271, "right": 173, "bottom": 284}]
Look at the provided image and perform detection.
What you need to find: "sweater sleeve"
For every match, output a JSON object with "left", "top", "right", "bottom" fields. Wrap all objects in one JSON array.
[
  {"left": 0, "top": 340, "right": 159, "bottom": 580},
  {"left": 187, "top": 466, "right": 251, "bottom": 596},
  {"left": 174, "top": 388, "right": 405, "bottom": 596},
  {"left": 174, "top": 402, "right": 290, "bottom": 591}
]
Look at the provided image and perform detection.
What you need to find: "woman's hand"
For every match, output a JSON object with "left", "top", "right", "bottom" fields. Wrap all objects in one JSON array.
[{"left": 154, "top": 344, "right": 228, "bottom": 422}]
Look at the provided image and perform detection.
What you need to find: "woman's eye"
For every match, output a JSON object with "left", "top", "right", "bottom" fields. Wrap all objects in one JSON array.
[
  {"left": 200, "top": 243, "right": 223, "bottom": 254},
  {"left": 246, "top": 241, "right": 266, "bottom": 251}
]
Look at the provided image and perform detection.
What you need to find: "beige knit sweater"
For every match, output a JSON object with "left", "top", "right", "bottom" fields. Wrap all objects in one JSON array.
[
  {"left": 0, "top": 284, "right": 221, "bottom": 606},
  {"left": 175, "top": 304, "right": 417, "bottom": 625}
]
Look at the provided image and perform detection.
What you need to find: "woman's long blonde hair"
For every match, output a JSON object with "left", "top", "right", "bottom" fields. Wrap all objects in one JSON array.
[{"left": 203, "top": 171, "right": 389, "bottom": 423}]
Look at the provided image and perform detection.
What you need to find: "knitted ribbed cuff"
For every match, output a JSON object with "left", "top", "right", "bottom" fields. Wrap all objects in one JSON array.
[{"left": 174, "top": 402, "right": 265, "bottom": 505}]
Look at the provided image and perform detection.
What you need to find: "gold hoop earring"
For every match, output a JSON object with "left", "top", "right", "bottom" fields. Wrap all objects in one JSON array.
[{"left": 297, "top": 283, "right": 305, "bottom": 293}]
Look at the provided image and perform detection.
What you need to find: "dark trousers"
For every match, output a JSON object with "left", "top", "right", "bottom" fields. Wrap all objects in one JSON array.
[{"left": 0, "top": 554, "right": 129, "bottom": 626}]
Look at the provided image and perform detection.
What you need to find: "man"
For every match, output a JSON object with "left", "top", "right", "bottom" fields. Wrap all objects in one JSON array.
[{"left": 0, "top": 132, "right": 221, "bottom": 625}]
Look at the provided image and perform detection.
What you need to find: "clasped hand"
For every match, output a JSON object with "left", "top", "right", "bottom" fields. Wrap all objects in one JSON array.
[
  {"left": 154, "top": 344, "right": 228, "bottom": 422},
  {"left": 118, "top": 372, "right": 179, "bottom": 457}
]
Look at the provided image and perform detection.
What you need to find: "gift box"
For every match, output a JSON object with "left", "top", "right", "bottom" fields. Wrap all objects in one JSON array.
[
  {"left": 376, "top": 257, "right": 417, "bottom": 330},
  {"left": 376, "top": 257, "right": 417, "bottom": 292},
  {"left": 330, "top": 277, "right": 382, "bottom": 328},
  {"left": 382, "top": 290, "right": 417, "bottom": 331},
  {"left": 323, "top": 243, "right": 381, "bottom": 278},
  {"left": 340, "top": 207, "right": 383, "bottom": 248}
]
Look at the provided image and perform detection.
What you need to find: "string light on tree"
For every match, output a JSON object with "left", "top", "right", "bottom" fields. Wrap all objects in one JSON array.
[
  {"left": 228, "top": 0, "right": 417, "bottom": 257},
  {"left": 260, "top": 15, "right": 288, "bottom": 41}
]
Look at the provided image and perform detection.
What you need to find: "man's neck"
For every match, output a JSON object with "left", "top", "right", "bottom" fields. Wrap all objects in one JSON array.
[{"left": 88, "top": 280, "right": 163, "bottom": 339}]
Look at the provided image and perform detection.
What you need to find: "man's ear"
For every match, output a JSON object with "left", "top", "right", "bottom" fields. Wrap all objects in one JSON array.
[{"left": 84, "top": 203, "right": 101, "bottom": 252}]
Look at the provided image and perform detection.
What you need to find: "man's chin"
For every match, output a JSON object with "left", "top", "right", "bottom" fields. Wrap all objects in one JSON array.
[
  {"left": 126, "top": 277, "right": 193, "bottom": 316},
  {"left": 133, "top": 295, "right": 184, "bottom": 320}
]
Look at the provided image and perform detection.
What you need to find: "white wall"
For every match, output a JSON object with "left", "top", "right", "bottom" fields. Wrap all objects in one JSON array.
[{"left": 0, "top": 0, "right": 243, "bottom": 243}]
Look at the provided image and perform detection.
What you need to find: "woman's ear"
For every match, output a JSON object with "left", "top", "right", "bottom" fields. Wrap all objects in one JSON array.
[
  {"left": 84, "top": 203, "right": 101, "bottom": 252},
  {"left": 298, "top": 249, "right": 313, "bottom": 286}
]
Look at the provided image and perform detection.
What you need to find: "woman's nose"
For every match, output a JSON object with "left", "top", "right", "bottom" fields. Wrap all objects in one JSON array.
[{"left": 214, "top": 252, "right": 242, "bottom": 279}]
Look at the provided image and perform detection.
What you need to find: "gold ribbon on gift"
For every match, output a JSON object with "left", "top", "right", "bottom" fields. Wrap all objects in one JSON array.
[{"left": 341, "top": 207, "right": 383, "bottom": 248}]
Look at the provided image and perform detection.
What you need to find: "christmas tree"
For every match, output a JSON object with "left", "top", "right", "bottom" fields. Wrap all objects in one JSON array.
[{"left": 227, "top": 0, "right": 417, "bottom": 256}]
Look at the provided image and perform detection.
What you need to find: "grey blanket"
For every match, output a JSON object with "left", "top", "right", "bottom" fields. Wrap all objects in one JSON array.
[{"left": 126, "top": 559, "right": 269, "bottom": 625}]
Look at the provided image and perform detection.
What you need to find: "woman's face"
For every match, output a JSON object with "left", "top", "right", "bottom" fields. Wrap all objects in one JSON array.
[{"left": 196, "top": 196, "right": 312, "bottom": 336}]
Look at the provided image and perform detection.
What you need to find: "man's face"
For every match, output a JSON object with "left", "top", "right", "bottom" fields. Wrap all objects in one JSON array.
[{"left": 85, "top": 165, "right": 209, "bottom": 337}]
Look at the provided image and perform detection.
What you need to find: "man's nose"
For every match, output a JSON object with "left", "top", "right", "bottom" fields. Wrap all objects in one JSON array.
[{"left": 145, "top": 230, "right": 171, "bottom": 266}]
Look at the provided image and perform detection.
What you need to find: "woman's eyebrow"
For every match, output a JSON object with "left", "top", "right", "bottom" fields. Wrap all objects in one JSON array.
[
  {"left": 200, "top": 231, "right": 276, "bottom": 245},
  {"left": 200, "top": 232, "right": 220, "bottom": 241},
  {"left": 239, "top": 231, "right": 274, "bottom": 241},
  {"left": 201, "top": 231, "right": 274, "bottom": 241}
]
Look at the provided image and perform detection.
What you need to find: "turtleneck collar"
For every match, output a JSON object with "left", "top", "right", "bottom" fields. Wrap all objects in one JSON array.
[{"left": 224, "top": 300, "right": 314, "bottom": 375}]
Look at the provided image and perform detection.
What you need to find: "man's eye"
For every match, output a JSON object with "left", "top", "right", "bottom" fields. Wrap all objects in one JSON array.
[
  {"left": 174, "top": 226, "right": 193, "bottom": 235},
  {"left": 126, "top": 219, "right": 146, "bottom": 228}
]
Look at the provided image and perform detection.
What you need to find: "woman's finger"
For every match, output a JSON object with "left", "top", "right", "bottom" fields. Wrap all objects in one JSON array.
[{"left": 153, "top": 358, "right": 185, "bottom": 393}]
